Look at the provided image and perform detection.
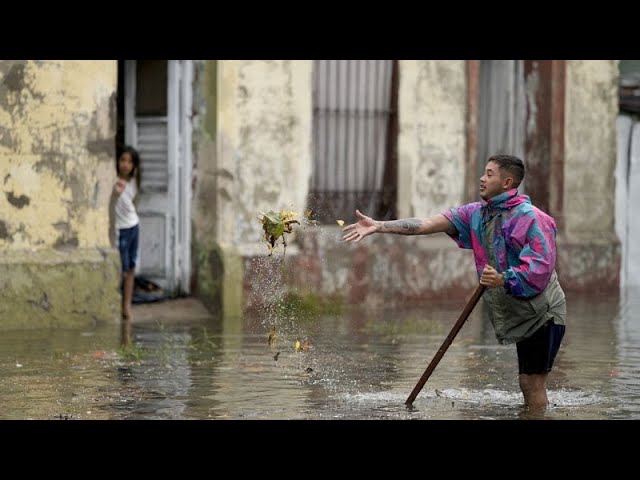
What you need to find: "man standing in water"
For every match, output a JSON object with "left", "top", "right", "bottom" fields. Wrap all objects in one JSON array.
[{"left": 342, "top": 155, "right": 566, "bottom": 411}]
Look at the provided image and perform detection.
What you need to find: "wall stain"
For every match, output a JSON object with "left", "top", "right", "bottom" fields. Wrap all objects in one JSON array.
[
  {"left": 0, "top": 220, "right": 11, "bottom": 239},
  {"left": 4, "top": 63, "right": 26, "bottom": 91},
  {"left": 6, "top": 191, "right": 30, "bottom": 209},
  {"left": 54, "top": 235, "right": 79, "bottom": 250}
]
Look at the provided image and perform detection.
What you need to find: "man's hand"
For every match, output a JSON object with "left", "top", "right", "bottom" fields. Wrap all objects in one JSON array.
[
  {"left": 480, "top": 264, "right": 505, "bottom": 288},
  {"left": 342, "top": 210, "right": 379, "bottom": 243}
]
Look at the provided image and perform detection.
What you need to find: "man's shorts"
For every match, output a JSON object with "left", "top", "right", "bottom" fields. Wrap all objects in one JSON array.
[
  {"left": 118, "top": 224, "right": 139, "bottom": 273},
  {"left": 516, "top": 320, "right": 565, "bottom": 375}
]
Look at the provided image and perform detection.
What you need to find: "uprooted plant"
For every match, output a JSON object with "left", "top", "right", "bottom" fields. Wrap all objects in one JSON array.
[{"left": 259, "top": 209, "right": 300, "bottom": 257}]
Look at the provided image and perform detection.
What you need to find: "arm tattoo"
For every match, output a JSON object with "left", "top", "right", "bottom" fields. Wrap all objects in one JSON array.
[{"left": 381, "top": 218, "right": 423, "bottom": 234}]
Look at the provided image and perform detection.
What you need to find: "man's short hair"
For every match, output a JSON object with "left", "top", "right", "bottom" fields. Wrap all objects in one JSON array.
[{"left": 487, "top": 155, "right": 525, "bottom": 188}]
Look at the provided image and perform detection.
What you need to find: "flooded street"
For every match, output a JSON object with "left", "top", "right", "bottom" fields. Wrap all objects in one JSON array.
[{"left": 0, "top": 290, "right": 638, "bottom": 420}]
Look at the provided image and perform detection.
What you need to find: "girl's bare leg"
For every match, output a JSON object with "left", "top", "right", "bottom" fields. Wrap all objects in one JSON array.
[{"left": 122, "top": 270, "right": 135, "bottom": 320}]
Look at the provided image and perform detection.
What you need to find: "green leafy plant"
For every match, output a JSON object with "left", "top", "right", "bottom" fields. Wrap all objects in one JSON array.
[{"left": 259, "top": 209, "right": 300, "bottom": 256}]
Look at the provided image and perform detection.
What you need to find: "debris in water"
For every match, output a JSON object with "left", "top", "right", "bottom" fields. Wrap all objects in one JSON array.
[
  {"left": 273, "top": 352, "right": 280, "bottom": 361},
  {"left": 295, "top": 339, "right": 312, "bottom": 353},
  {"left": 259, "top": 209, "right": 300, "bottom": 257},
  {"left": 304, "top": 209, "right": 318, "bottom": 226},
  {"left": 268, "top": 326, "right": 277, "bottom": 347}
]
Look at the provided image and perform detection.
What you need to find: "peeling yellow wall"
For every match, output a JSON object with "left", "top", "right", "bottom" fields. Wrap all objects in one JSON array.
[
  {"left": 215, "top": 60, "right": 240, "bottom": 250},
  {"left": 0, "top": 60, "right": 117, "bottom": 250},
  {"left": 216, "top": 60, "right": 312, "bottom": 252},
  {"left": 565, "top": 60, "right": 619, "bottom": 242},
  {"left": 397, "top": 61, "right": 467, "bottom": 218}
]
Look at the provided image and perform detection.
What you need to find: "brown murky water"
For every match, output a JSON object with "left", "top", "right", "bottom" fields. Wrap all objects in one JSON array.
[{"left": 0, "top": 288, "right": 638, "bottom": 420}]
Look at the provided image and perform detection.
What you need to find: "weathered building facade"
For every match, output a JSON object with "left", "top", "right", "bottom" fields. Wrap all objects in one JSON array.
[
  {"left": 0, "top": 60, "right": 621, "bottom": 327},
  {"left": 0, "top": 61, "right": 120, "bottom": 328}
]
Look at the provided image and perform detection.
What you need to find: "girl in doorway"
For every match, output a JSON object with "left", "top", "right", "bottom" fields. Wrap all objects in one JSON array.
[{"left": 112, "top": 145, "right": 141, "bottom": 321}]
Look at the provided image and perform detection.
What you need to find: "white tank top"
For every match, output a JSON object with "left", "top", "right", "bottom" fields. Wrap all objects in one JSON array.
[{"left": 114, "top": 178, "right": 140, "bottom": 230}]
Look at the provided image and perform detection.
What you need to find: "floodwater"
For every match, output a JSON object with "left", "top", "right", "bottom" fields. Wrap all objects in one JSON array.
[{"left": 1, "top": 287, "right": 638, "bottom": 420}]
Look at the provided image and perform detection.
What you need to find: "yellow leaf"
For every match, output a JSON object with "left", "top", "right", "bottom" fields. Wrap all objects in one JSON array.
[
  {"left": 295, "top": 340, "right": 301, "bottom": 353},
  {"left": 337, "top": 220, "right": 344, "bottom": 227}
]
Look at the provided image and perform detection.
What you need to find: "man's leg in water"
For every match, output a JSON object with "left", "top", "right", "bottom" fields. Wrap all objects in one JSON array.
[{"left": 516, "top": 321, "right": 565, "bottom": 410}]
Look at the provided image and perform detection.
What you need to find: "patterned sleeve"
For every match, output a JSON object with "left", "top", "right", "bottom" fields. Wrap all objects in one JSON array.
[
  {"left": 442, "top": 203, "right": 479, "bottom": 250},
  {"left": 503, "top": 211, "right": 557, "bottom": 297}
]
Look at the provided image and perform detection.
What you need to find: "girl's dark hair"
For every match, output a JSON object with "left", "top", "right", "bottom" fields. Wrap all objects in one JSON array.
[{"left": 116, "top": 145, "right": 141, "bottom": 190}]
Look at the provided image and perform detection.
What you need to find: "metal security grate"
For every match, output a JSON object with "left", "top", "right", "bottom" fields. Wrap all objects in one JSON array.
[
  {"left": 136, "top": 118, "right": 168, "bottom": 192},
  {"left": 309, "top": 60, "right": 398, "bottom": 223}
]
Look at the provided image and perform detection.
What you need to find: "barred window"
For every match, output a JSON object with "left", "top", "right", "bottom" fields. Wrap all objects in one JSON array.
[{"left": 309, "top": 60, "right": 398, "bottom": 223}]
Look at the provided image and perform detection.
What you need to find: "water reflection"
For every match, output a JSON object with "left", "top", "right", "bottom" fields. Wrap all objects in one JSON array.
[
  {"left": 612, "top": 286, "right": 640, "bottom": 419},
  {"left": 0, "top": 290, "right": 637, "bottom": 419}
]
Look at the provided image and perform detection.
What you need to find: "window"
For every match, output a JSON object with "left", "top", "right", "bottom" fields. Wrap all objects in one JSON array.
[
  {"left": 619, "top": 60, "right": 640, "bottom": 114},
  {"left": 309, "top": 60, "right": 398, "bottom": 222}
]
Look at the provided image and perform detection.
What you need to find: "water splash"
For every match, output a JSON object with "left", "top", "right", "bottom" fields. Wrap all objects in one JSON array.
[{"left": 338, "top": 387, "right": 605, "bottom": 408}]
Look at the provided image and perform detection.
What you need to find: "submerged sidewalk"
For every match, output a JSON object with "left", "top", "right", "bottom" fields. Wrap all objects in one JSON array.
[{"left": 130, "top": 297, "right": 213, "bottom": 324}]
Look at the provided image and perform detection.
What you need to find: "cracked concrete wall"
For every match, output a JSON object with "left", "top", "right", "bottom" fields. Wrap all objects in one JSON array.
[
  {"left": 559, "top": 60, "right": 620, "bottom": 292},
  {"left": 240, "top": 61, "right": 477, "bottom": 308},
  {"left": 197, "top": 60, "right": 622, "bottom": 307},
  {"left": 0, "top": 60, "right": 120, "bottom": 327},
  {"left": 564, "top": 60, "right": 619, "bottom": 242},
  {"left": 397, "top": 61, "right": 468, "bottom": 218},
  {"left": 215, "top": 60, "right": 312, "bottom": 253},
  {"left": 0, "top": 60, "right": 117, "bottom": 250},
  {"left": 191, "top": 60, "right": 312, "bottom": 316}
]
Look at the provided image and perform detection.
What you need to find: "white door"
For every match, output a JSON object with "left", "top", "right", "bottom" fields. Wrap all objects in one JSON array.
[{"left": 124, "top": 60, "right": 192, "bottom": 295}]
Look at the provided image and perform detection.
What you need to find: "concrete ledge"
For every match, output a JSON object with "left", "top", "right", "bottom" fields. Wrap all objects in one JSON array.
[
  {"left": 131, "top": 297, "right": 213, "bottom": 324},
  {"left": 557, "top": 236, "right": 621, "bottom": 295},
  {"left": 0, "top": 248, "right": 120, "bottom": 329},
  {"left": 239, "top": 229, "right": 623, "bottom": 310},
  {"left": 242, "top": 228, "right": 478, "bottom": 310},
  {"left": 193, "top": 243, "right": 244, "bottom": 319}
]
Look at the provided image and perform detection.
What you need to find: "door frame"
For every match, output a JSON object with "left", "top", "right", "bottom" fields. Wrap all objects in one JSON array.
[{"left": 122, "top": 60, "right": 193, "bottom": 294}]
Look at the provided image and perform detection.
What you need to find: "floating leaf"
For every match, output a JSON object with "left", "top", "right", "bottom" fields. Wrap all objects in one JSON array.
[{"left": 337, "top": 220, "right": 344, "bottom": 227}]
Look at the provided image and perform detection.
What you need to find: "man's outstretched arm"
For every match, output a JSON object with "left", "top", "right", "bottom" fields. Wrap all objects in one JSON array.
[{"left": 342, "top": 209, "right": 456, "bottom": 243}]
